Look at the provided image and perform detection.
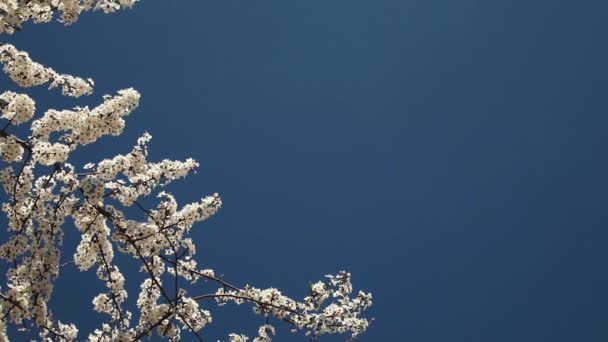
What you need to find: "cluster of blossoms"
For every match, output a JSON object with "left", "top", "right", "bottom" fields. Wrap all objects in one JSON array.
[
  {"left": 213, "top": 271, "right": 372, "bottom": 340},
  {"left": 0, "top": 2, "right": 372, "bottom": 341},
  {"left": 0, "top": 43, "right": 94, "bottom": 97},
  {"left": 227, "top": 324, "right": 275, "bottom": 342},
  {"left": 0, "top": 0, "right": 137, "bottom": 34}
]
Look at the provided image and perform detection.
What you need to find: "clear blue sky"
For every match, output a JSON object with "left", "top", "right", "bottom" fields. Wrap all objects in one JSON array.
[{"left": 3, "top": 0, "right": 608, "bottom": 341}]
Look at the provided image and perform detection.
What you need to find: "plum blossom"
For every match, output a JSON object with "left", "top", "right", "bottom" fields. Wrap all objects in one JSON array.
[
  {"left": 0, "top": 1, "right": 372, "bottom": 341},
  {"left": 0, "top": 91, "right": 35, "bottom": 124},
  {"left": 0, "top": 0, "right": 138, "bottom": 34},
  {"left": 0, "top": 43, "right": 93, "bottom": 97}
]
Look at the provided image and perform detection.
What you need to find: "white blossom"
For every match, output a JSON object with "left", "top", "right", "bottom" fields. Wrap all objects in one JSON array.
[
  {"left": 0, "top": 0, "right": 137, "bottom": 34},
  {"left": 228, "top": 333, "right": 249, "bottom": 342},
  {"left": 0, "top": 91, "right": 35, "bottom": 124},
  {"left": 0, "top": 1, "right": 372, "bottom": 341},
  {"left": 0, "top": 43, "right": 93, "bottom": 97},
  {"left": 253, "top": 324, "right": 275, "bottom": 342},
  {"left": 0, "top": 135, "right": 24, "bottom": 162}
]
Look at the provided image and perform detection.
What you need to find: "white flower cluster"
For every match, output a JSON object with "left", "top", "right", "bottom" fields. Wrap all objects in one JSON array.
[
  {"left": 225, "top": 325, "right": 274, "bottom": 342},
  {"left": 0, "top": 134, "right": 24, "bottom": 162},
  {"left": 26, "top": 88, "right": 140, "bottom": 166},
  {"left": 212, "top": 271, "right": 372, "bottom": 340},
  {"left": 0, "top": 0, "right": 136, "bottom": 34},
  {"left": 228, "top": 333, "right": 250, "bottom": 342},
  {"left": 0, "top": 1, "right": 372, "bottom": 341},
  {"left": 0, "top": 43, "right": 94, "bottom": 97},
  {"left": 0, "top": 91, "right": 35, "bottom": 125}
]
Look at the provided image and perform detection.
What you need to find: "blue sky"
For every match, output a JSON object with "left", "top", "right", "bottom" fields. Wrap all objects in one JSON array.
[{"left": 2, "top": 0, "right": 608, "bottom": 341}]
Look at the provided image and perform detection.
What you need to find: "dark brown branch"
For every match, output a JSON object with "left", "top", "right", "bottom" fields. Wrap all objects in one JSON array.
[{"left": 193, "top": 293, "right": 304, "bottom": 318}]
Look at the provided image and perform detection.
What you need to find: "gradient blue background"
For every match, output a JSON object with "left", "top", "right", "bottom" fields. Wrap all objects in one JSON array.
[{"left": 2, "top": 0, "right": 608, "bottom": 341}]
